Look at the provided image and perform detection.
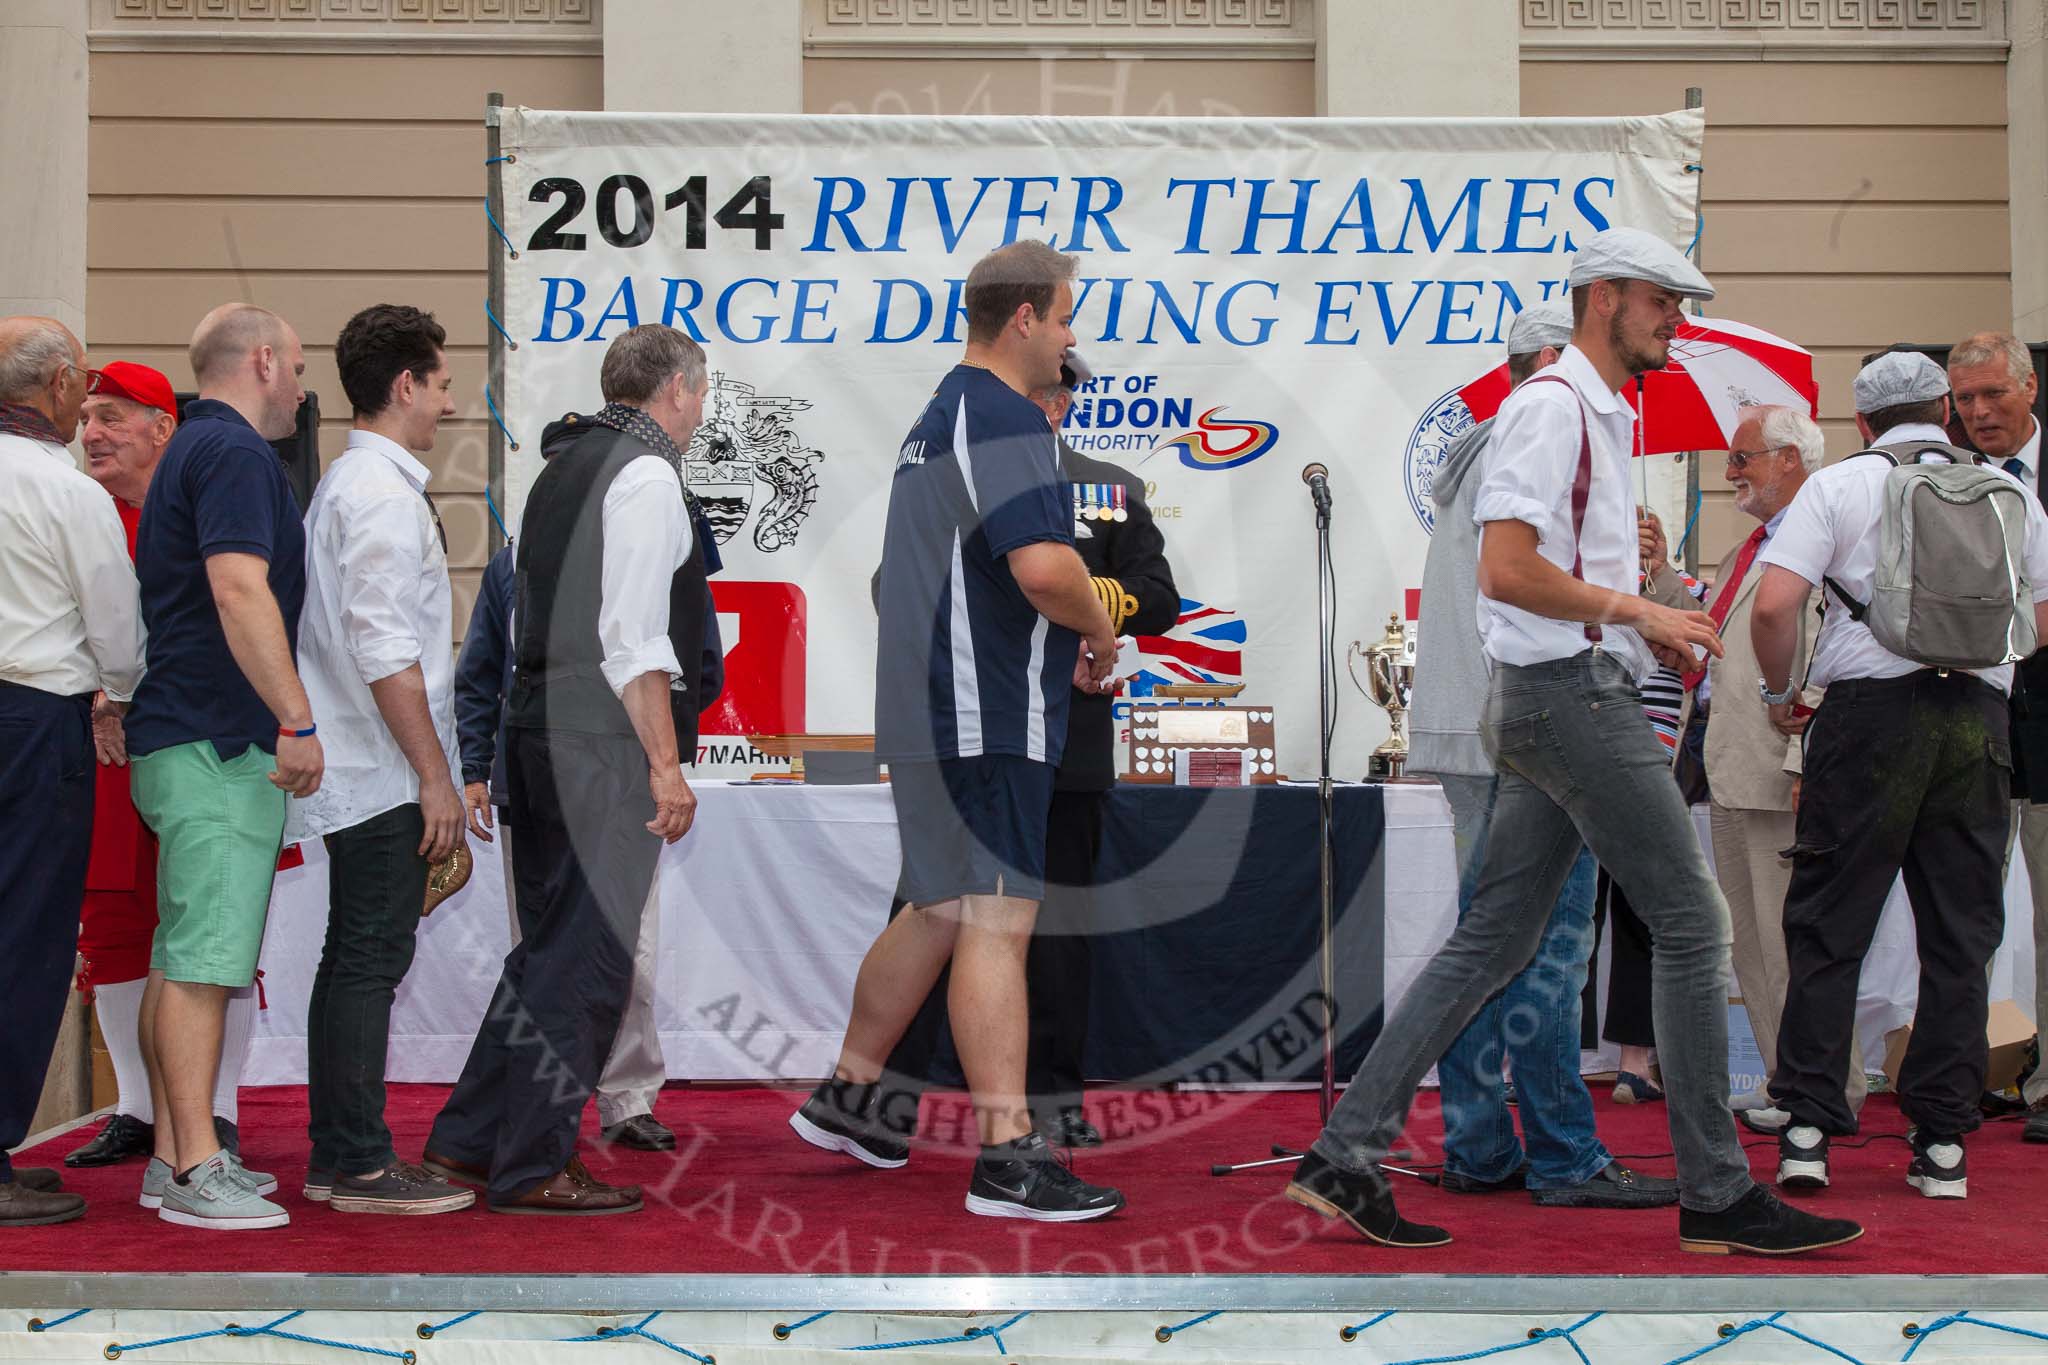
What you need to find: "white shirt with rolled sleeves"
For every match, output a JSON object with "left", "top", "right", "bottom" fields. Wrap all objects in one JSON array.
[
  {"left": 287, "top": 429, "right": 459, "bottom": 841},
  {"left": 1473, "top": 344, "right": 1656, "bottom": 681},
  {"left": 595, "top": 453, "right": 693, "bottom": 698},
  {"left": 0, "top": 431, "right": 144, "bottom": 701},
  {"left": 1757, "top": 421, "right": 2048, "bottom": 694}
]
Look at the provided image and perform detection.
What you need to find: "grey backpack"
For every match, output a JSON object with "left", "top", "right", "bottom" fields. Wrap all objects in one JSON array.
[{"left": 1822, "top": 441, "right": 2036, "bottom": 670}]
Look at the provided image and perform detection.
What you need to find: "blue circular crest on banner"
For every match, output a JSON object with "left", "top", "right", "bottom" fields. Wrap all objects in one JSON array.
[{"left": 1403, "top": 386, "right": 1477, "bottom": 535}]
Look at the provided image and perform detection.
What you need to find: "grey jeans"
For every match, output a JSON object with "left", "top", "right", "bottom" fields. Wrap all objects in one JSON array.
[{"left": 1312, "top": 650, "right": 1752, "bottom": 1214}]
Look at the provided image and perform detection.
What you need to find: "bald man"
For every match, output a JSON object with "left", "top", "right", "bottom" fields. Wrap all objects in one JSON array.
[
  {"left": 124, "top": 304, "right": 317, "bottom": 1231},
  {"left": 0, "top": 315, "right": 144, "bottom": 1226}
]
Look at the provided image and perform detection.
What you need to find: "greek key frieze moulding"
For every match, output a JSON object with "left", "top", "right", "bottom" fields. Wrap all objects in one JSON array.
[
  {"left": 1520, "top": 0, "right": 2005, "bottom": 59},
  {"left": 90, "top": 0, "right": 602, "bottom": 52},
  {"left": 804, "top": 0, "right": 1314, "bottom": 57}
]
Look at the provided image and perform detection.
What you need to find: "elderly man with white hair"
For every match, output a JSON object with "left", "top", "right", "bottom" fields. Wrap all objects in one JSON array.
[
  {"left": 1662, "top": 406, "right": 1868, "bottom": 1138},
  {"left": 0, "top": 315, "right": 144, "bottom": 1227}
]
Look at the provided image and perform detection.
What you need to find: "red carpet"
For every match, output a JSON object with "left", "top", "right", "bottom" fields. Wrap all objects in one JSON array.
[{"left": 7, "top": 1085, "right": 2040, "bottom": 1277}]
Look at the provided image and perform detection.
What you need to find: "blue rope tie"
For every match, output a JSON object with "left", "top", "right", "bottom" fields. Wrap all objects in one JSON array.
[
  {"left": 485, "top": 299, "right": 518, "bottom": 350},
  {"left": 1903, "top": 1311, "right": 2048, "bottom": 1360},
  {"left": 29, "top": 1309, "right": 91, "bottom": 1332},
  {"left": 107, "top": 1310, "right": 416, "bottom": 1362},
  {"left": 1659, "top": 1311, "right": 1867, "bottom": 1365},
  {"left": 1377, "top": 1311, "right": 1603, "bottom": 1365},
  {"left": 1340, "top": 1308, "right": 1399, "bottom": 1341},
  {"left": 485, "top": 199, "right": 519, "bottom": 258},
  {"left": 484, "top": 382, "right": 520, "bottom": 452},
  {"left": 849, "top": 1310, "right": 1029, "bottom": 1353},
  {"left": 1156, "top": 1309, "right": 1223, "bottom": 1341},
  {"left": 559, "top": 1311, "right": 713, "bottom": 1362},
  {"left": 1675, "top": 484, "right": 1704, "bottom": 561},
  {"left": 417, "top": 1309, "right": 483, "bottom": 1340},
  {"left": 484, "top": 483, "right": 511, "bottom": 542},
  {"left": 485, "top": 155, "right": 513, "bottom": 165},
  {"left": 774, "top": 1310, "right": 833, "bottom": 1340}
]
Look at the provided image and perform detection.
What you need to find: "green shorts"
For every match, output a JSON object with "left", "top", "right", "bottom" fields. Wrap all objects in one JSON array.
[{"left": 130, "top": 740, "right": 287, "bottom": 988}]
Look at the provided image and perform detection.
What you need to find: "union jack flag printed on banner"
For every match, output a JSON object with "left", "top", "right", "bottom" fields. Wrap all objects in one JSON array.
[{"left": 1126, "top": 599, "right": 1246, "bottom": 696}]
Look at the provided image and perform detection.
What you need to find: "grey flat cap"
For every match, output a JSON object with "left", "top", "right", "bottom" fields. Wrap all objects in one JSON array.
[
  {"left": 1059, "top": 348, "right": 1093, "bottom": 390},
  {"left": 1506, "top": 301, "right": 1574, "bottom": 356},
  {"left": 1852, "top": 350, "right": 1948, "bottom": 413},
  {"left": 1567, "top": 226, "right": 1715, "bottom": 301}
]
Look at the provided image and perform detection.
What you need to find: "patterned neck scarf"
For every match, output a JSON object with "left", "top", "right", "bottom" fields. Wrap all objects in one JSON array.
[
  {"left": 0, "top": 402, "right": 65, "bottom": 445},
  {"left": 588, "top": 400, "right": 708, "bottom": 524}
]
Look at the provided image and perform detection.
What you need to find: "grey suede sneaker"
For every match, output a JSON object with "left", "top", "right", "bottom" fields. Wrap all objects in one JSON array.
[{"left": 157, "top": 1152, "right": 289, "bottom": 1230}]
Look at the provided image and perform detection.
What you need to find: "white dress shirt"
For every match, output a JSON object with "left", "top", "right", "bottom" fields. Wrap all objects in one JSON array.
[
  {"left": 1696, "top": 507, "right": 1787, "bottom": 707},
  {"left": 0, "top": 431, "right": 144, "bottom": 701},
  {"left": 1758, "top": 421, "right": 2048, "bottom": 694},
  {"left": 2004, "top": 417, "right": 2040, "bottom": 490},
  {"left": 1473, "top": 344, "right": 1655, "bottom": 679},
  {"left": 287, "top": 429, "right": 458, "bottom": 841},
  {"left": 597, "top": 453, "right": 693, "bottom": 698}
]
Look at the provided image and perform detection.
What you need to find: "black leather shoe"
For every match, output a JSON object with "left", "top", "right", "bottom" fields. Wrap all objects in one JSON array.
[
  {"left": 65, "top": 1113, "right": 153, "bottom": 1168},
  {"left": 601, "top": 1114, "right": 677, "bottom": 1151},
  {"left": 1285, "top": 1150, "right": 1452, "bottom": 1248},
  {"left": 1678, "top": 1185, "right": 1863, "bottom": 1256},
  {"left": 213, "top": 1117, "right": 240, "bottom": 1158},
  {"left": 13, "top": 1168, "right": 62, "bottom": 1194},
  {"left": 2024, "top": 1108, "right": 2048, "bottom": 1144},
  {"left": 1440, "top": 1162, "right": 1528, "bottom": 1194},
  {"left": 1048, "top": 1111, "right": 1103, "bottom": 1149},
  {"left": 1531, "top": 1161, "right": 1678, "bottom": 1208}
]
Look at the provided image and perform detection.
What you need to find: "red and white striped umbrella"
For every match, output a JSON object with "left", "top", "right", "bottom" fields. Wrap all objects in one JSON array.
[{"left": 1457, "top": 315, "right": 1820, "bottom": 455}]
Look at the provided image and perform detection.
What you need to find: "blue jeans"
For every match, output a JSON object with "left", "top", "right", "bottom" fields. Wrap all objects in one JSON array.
[
  {"left": 1433, "top": 773, "right": 1606, "bottom": 1190},
  {"left": 1315, "top": 651, "right": 1751, "bottom": 1214}
]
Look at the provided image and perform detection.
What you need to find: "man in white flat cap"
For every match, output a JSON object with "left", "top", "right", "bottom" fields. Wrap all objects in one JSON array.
[
  {"left": 1751, "top": 350, "right": 2048, "bottom": 1201},
  {"left": 1284, "top": 227, "right": 1862, "bottom": 1257},
  {"left": 1408, "top": 300, "right": 1675, "bottom": 1214}
]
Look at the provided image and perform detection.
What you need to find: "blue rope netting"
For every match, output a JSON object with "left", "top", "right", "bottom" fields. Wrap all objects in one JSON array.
[{"left": 23, "top": 1304, "right": 2048, "bottom": 1360}]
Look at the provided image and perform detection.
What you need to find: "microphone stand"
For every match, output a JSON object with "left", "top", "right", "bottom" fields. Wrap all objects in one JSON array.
[{"left": 1210, "top": 480, "right": 1344, "bottom": 1176}]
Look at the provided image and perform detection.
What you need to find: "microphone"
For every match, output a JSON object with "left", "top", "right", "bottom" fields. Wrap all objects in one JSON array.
[{"left": 1301, "top": 462, "right": 1332, "bottom": 518}]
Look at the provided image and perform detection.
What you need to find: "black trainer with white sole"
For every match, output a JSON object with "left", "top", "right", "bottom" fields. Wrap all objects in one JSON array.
[
  {"left": 788, "top": 1079, "right": 909, "bottom": 1169},
  {"left": 1906, "top": 1129, "right": 1967, "bottom": 1199},
  {"left": 1776, "top": 1125, "right": 1831, "bottom": 1189},
  {"left": 965, "top": 1131, "right": 1123, "bottom": 1222}
]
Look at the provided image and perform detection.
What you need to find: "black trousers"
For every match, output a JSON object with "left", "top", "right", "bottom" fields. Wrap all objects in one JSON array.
[
  {"left": 1587, "top": 870, "right": 1658, "bottom": 1050},
  {"left": 429, "top": 728, "right": 659, "bottom": 1201},
  {"left": 876, "top": 788, "right": 1103, "bottom": 1137},
  {"left": 1770, "top": 670, "right": 2011, "bottom": 1137},
  {"left": 308, "top": 803, "right": 429, "bottom": 1177},
  {"left": 0, "top": 685, "right": 93, "bottom": 1183}
]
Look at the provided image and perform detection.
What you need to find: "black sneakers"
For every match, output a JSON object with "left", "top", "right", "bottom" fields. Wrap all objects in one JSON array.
[
  {"left": 328, "top": 1162, "right": 476, "bottom": 1215},
  {"left": 1284, "top": 1150, "right": 1452, "bottom": 1248},
  {"left": 1677, "top": 1185, "right": 1863, "bottom": 1256},
  {"left": 788, "top": 1079, "right": 910, "bottom": 1169},
  {"left": 1776, "top": 1125, "right": 1831, "bottom": 1189},
  {"left": 1906, "top": 1130, "right": 1968, "bottom": 1199},
  {"left": 964, "top": 1131, "right": 1123, "bottom": 1222}
]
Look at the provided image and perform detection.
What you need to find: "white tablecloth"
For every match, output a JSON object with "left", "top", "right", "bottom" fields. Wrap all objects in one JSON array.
[{"left": 247, "top": 781, "right": 2038, "bottom": 1086}]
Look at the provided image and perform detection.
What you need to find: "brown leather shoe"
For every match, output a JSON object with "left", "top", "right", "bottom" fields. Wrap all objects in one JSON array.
[
  {"left": 487, "top": 1166, "right": 642, "bottom": 1216},
  {"left": 419, "top": 1150, "right": 489, "bottom": 1186},
  {"left": 0, "top": 1180, "right": 84, "bottom": 1227},
  {"left": 13, "top": 1168, "right": 62, "bottom": 1194}
]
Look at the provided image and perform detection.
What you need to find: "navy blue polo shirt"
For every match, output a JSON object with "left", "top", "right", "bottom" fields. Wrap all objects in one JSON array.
[
  {"left": 875, "top": 364, "right": 1077, "bottom": 764},
  {"left": 127, "top": 398, "right": 306, "bottom": 760}
]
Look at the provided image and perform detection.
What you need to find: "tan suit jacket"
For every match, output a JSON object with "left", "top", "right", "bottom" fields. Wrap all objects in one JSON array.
[{"left": 1653, "top": 556, "right": 1819, "bottom": 813}]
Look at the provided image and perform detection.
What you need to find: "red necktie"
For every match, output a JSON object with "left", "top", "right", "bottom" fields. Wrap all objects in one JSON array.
[{"left": 1684, "top": 524, "right": 1769, "bottom": 690}]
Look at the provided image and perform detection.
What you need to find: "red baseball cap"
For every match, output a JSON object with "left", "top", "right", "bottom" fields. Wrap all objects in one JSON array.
[{"left": 91, "top": 361, "right": 177, "bottom": 416}]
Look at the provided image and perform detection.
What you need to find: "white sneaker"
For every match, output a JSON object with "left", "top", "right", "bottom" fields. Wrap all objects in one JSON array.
[
  {"left": 1906, "top": 1131, "right": 1967, "bottom": 1199},
  {"left": 1776, "top": 1125, "right": 1830, "bottom": 1189},
  {"left": 1728, "top": 1088, "right": 1773, "bottom": 1112},
  {"left": 1739, "top": 1105, "right": 1791, "bottom": 1135},
  {"left": 157, "top": 1152, "right": 290, "bottom": 1230}
]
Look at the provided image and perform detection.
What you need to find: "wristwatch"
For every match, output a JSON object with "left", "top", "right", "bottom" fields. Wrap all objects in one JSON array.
[{"left": 1758, "top": 677, "right": 1797, "bottom": 706}]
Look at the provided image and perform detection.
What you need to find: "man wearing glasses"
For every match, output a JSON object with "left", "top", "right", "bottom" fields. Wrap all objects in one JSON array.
[
  {"left": 0, "top": 316, "right": 144, "bottom": 1226},
  {"left": 1947, "top": 331, "right": 2048, "bottom": 1142}
]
